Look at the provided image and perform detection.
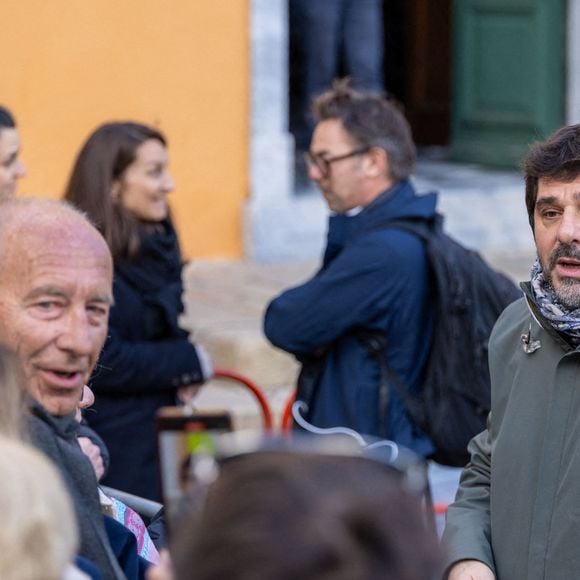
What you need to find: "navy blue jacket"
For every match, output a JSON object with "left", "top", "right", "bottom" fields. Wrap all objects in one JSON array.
[
  {"left": 264, "top": 180, "right": 436, "bottom": 456},
  {"left": 87, "top": 221, "right": 204, "bottom": 502}
]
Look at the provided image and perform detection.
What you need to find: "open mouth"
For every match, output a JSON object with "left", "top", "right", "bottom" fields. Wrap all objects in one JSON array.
[
  {"left": 38, "top": 368, "right": 84, "bottom": 388},
  {"left": 557, "top": 257, "right": 580, "bottom": 269},
  {"left": 555, "top": 258, "right": 580, "bottom": 279},
  {"left": 53, "top": 370, "right": 78, "bottom": 379}
]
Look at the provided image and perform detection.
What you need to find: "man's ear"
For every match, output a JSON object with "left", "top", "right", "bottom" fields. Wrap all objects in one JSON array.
[{"left": 364, "top": 146, "right": 389, "bottom": 178}]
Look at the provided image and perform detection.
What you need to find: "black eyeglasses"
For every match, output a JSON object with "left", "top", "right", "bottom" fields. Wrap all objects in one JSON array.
[{"left": 304, "top": 146, "right": 370, "bottom": 177}]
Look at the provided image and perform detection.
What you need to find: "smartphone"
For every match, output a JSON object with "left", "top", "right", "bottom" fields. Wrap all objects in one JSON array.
[{"left": 156, "top": 406, "right": 233, "bottom": 527}]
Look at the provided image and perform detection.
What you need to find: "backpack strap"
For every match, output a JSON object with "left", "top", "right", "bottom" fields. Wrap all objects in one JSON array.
[
  {"left": 354, "top": 328, "right": 426, "bottom": 438},
  {"left": 296, "top": 216, "right": 439, "bottom": 434},
  {"left": 295, "top": 353, "right": 327, "bottom": 414},
  {"left": 351, "top": 215, "right": 438, "bottom": 437}
]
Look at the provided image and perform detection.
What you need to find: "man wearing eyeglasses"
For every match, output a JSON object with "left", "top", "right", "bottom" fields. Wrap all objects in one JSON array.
[{"left": 264, "top": 79, "right": 437, "bottom": 457}]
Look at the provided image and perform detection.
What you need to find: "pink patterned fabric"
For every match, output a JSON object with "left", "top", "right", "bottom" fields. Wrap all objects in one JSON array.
[{"left": 100, "top": 490, "right": 160, "bottom": 564}]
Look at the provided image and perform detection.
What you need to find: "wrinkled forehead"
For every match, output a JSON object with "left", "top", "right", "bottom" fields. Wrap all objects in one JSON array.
[{"left": 0, "top": 210, "right": 113, "bottom": 277}]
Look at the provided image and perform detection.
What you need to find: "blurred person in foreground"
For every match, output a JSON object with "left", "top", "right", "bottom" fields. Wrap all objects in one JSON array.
[
  {"left": 64, "top": 122, "right": 212, "bottom": 503},
  {"left": 0, "top": 434, "right": 85, "bottom": 580},
  {"left": 444, "top": 124, "right": 580, "bottom": 578},
  {"left": 0, "top": 105, "right": 26, "bottom": 197},
  {"left": 0, "top": 197, "right": 134, "bottom": 579},
  {"left": 147, "top": 448, "right": 442, "bottom": 580}
]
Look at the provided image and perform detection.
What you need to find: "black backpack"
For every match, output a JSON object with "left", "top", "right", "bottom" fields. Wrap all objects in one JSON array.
[{"left": 356, "top": 214, "right": 521, "bottom": 467}]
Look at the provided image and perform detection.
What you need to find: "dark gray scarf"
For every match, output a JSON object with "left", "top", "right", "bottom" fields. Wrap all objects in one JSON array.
[
  {"left": 530, "top": 258, "right": 580, "bottom": 345},
  {"left": 28, "top": 404, "right": 126, "bottom": 580}
]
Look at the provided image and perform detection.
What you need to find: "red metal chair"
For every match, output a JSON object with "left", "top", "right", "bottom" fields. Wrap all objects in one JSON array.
[
  {"left": 281, "top": 390, "right": 296, "bottom": 433},
  {"left": 213, "top": 368, "right": 274, "bottom": 431}
]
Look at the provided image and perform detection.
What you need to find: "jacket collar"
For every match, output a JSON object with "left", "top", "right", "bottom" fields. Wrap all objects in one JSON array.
[
  {"left": 323, "top": 180, "right": 438, "bottom": 266},
  {"left": 361, "top": 179, "right": 437, "bottom": 221},
  {"left": 340, "top": 179, "right": 438, "bottom": 238}
]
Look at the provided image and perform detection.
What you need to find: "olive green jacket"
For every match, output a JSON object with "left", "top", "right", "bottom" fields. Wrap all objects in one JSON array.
[{"left": 443, "top": 286, "right": 580, "bottom": 579}]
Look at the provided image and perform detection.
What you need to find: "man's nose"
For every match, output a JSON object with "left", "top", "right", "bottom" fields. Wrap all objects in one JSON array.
[
  {"left": 557, "top": 210, "right": 580, "bottom": 245},
  {"left": 56, "top": 311, "right": 94, "bottom": 356},
  {"left": 307, "top": 162, "right": 323, "bottom": 182}
]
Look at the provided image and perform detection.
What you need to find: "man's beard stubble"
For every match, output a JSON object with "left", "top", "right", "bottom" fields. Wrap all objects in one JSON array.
[{"left": 544, "top": 242, "right": 580, "bottom": 310}]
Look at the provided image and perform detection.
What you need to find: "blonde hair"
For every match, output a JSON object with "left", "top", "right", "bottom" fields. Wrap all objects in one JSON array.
[{"left": 0, "top": 436, "right": 78, "bottom": 580}]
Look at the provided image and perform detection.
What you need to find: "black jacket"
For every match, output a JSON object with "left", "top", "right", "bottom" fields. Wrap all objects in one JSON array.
[{"left": 87, "top": 221, "right": 204, "bottom": 501}]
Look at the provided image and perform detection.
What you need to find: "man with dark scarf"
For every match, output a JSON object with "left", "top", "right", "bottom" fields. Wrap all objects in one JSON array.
[
  {"left": 444, "top": 124, "right": 580, "bottom": 579},
  {"left": 0, "top": 198, "right": 134, "bottom": 579}
]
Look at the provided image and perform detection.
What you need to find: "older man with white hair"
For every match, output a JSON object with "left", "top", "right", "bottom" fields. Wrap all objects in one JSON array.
[{"left": 0, "top": 198, "right": 130, "bottom": 579}]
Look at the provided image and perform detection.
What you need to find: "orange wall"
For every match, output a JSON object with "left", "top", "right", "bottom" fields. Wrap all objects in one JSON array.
[{"left": 0, "top": 0, "right": 248, "bottom": 259}]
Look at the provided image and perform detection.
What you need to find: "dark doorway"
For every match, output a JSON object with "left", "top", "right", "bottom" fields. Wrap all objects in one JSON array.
[
  {"left": 384, "top": 0, "right": 453, "bottom": 146},
  {"left": 287, "top": 0, "right": 454, "bottom": 193}
]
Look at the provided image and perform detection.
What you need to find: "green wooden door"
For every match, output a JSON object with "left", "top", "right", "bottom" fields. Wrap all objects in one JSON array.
[{"left": 452, "top": 0, "right": 566, "bottom": 167}]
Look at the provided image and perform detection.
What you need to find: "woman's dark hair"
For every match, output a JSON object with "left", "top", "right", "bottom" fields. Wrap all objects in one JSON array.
[
  {"left": 523, "top": 124, "right": 580, "bottom": 231},
  {"left": 171, "top": 452, "right": 441, "bottom": 580},
  {"left": 64, "top": 122, "right": 167, "bottom": 260},
  {"left": 0, "top": 106, "right": 16, "bottom": 130}
]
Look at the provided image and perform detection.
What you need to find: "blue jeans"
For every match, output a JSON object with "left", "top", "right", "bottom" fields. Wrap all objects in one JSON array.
[{"left": 290, "top": 0, "right": 385, "bottom": 150}]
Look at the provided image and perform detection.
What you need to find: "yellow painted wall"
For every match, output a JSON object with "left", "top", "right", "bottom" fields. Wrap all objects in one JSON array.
[{"left": 0, "top": 0, "right": 248, "bottom": 259}]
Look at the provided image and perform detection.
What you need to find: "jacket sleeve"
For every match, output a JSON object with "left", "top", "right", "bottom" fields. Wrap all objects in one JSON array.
[
  {"left": 441, "top": 416, "right": 496, "bottom": 575},
  {"left": 264, "top": 230, "right": 425, "bottom": 355},
  {"left": 91, "top": 327, "right": 206, "bottom": 395}
]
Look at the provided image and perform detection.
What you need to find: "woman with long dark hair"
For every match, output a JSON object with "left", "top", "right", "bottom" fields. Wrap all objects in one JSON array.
[{"left": 65, "top": 122, "right": 211, "bottom": 502}]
